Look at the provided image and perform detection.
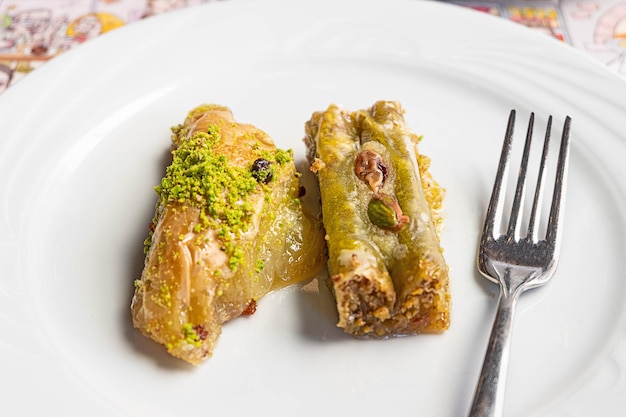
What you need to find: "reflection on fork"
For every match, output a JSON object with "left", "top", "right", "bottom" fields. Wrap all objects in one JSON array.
[{"left": 468, "top": 110, "right": 572, "bottom": 417}]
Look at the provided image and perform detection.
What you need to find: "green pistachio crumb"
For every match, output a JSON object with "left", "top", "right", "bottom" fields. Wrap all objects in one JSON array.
[
  {"left": 274, "top": 149, "right": 293, "bottom": 164},
  {"left": 255, "top": 259, "right": 265, "bottom": 273},
  {"left": 159, "top": 282, "right": 172, "bottom": 308},
  {"left": 228, "top": 245, "right": 244, "bottom": 271},
  {"left": 182, "top": 323, "right": 202, "bottom": 347},
  {"left": 143, "top": 236, "right": 152, "bottom": 254},
  {"left": 148, "top": 116, "right": 295, "bottom": 272}
]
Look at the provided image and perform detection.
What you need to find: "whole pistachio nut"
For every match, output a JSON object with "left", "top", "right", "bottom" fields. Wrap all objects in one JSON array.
[
  {"left": 367, "top": 194, "right": 409, "bottom": 230},
  {"left": 355, "top": 150, "right": 387, "bottom": 192}
]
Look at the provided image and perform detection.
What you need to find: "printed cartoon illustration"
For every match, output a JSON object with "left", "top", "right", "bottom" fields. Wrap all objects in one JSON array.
[
  {"left": 0, "top": 6, "right": 66, "bottom": 86},
  {"left": 66, "top": 12, "right": 124, "bottom": 43},
  {"left": 589, "top": 2, "right": 626, "bottom": 73},
  {"left": 0, "top": 0, "right": 624, "bottom": 94},
  {"left": 0, "top": 7, "right": 65, "bottom": 57},
  {"left": 0, "top": 0, "right": 223, "bottom": 92},
  {"left": 0, "top": 1, "right": 135, "bottom": 91},
  {"left": 562, "top": 0, "right": 626, "bottom": 74},
  {"left": 446, "top": 0, "right": 626, "bottom": 75},
  {"left": 451, "top": 1, "right": 568, "bottom": 41},
  {"left": 507, "top": 5, "right": 567, "bottom": 41}
]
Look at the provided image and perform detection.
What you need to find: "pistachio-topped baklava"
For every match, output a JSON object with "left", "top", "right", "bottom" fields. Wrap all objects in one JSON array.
[
  {"left": 304, "top": 100, "right": 450, "bottom": 337},
  {"left": 131, "top": 104, "right": 326, "bottom": 365}
]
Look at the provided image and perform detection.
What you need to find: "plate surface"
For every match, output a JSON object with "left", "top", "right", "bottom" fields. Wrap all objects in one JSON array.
[{"left": 1, "top": 0, "right": 625, "bottom": 416}]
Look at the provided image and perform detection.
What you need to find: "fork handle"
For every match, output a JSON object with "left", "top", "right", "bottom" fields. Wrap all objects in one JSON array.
[{"left": 468, "top": 291, "right": 519, "bottom": 417}]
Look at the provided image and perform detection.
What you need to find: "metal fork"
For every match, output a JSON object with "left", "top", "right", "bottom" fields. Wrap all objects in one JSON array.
[{"left": 468, "top": 110, "right": 572, "bottom": 417}]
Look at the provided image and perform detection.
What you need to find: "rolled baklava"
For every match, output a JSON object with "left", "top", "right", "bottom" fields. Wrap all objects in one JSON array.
[
  {"left": 304, "top": 100, "right": 450, "bottom": 337},
  {"left": 131, "top": 104, "right": 326, "bottom": 365}
]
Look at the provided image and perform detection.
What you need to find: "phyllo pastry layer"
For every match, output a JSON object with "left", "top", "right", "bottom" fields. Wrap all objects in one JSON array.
[{"left": 304, "top": 100, "right": 450, "bottom": 337}]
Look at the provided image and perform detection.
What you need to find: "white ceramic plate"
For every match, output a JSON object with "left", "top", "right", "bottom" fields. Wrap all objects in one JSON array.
[{"left": 1, "top": 0, "right": 625, "bottom": 415}]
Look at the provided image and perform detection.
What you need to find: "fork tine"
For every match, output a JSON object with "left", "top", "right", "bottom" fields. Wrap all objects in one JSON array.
[
  {"left": 483, "top": 110, "right": 516, "bottom": 239},
  {"left": 527, "top": 116, "right": 552, "bottom": 241},
  {"left": 546, "top": 116, "right": 572, "bottom": 245},
  {"left": 506, "top": 112, "right": 534, "bottom": 241}
]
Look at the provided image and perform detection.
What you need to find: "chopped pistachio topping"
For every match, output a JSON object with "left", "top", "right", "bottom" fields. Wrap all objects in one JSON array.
[
  {"left": 145, "top": 123, "right": 293, "bottom": 271},
  {"left": 157, "top": 126, "right": 259, "bottom": 234}
]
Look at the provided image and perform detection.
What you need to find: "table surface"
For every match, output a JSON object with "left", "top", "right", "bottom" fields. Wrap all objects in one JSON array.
[{"left": 1, "top": 0, "right": 626, "bottom": 94}]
